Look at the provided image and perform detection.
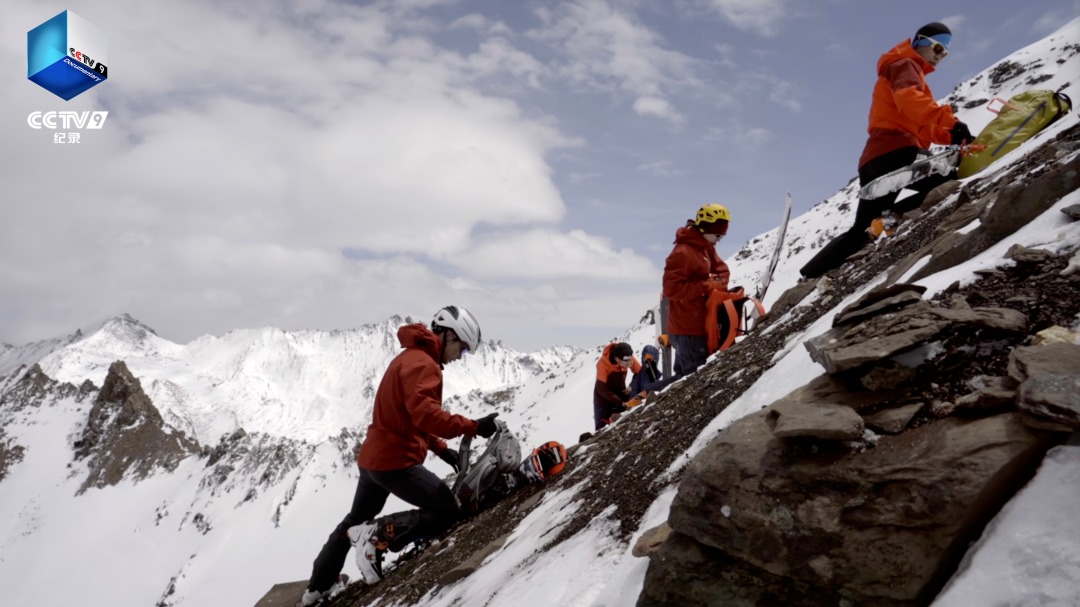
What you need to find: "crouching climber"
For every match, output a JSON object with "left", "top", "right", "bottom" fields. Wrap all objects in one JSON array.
[
  {"left": 593, "top": 342, "right": 641, "bottom": 430},
  {"left": 300, "top": 306, "right": 499, "bottom": 604}
]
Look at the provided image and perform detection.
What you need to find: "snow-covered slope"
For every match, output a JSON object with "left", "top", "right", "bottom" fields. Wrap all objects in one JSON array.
[{"left": 0, "top": 329, "right": 83, "bottom": 379}]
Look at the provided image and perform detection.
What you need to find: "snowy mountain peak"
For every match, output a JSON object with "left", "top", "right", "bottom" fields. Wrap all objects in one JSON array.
[
  {"left": 19, "top": 312, "right": 581, "bottom": 445},
  {"left": 100, "top": 313, "right": 158, "bottom": 342}
]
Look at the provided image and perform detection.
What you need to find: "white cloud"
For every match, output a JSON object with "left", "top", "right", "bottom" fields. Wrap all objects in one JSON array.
[
  {"left": 448, "top": 229, "right": 658, "bottom": 281},
  {"left": 1031, "top": 6, "right": 1078, "bottom": 35},
  {"left": 939, "top": 14, "right": 968, "bottom": 32},
  {"left": 633, "top": 96, "right": 684, "bottom": 124},
  {"left": 713, "top": 43, "right": 739, "bottom": 69},
  {"left": 637, "top": 160, "right": 684, "bottom": 177},
  {"left": 568, "top": 171, "right": 601, "bottom": 185},
  {"left": 527, "top": 0, "right": 700, "bottom": 124},
  {"left": 0, "top": 0, "right": 648, "bottom": 350},
  {"left": 700, "top": 0, "right": 789, "bottom": 37},
  {"left": 764, "top": 75, "right": 803, "bottom": 113},
  {"left": 732, "top": 127, "right": 772, "bottom": 145},
  {"left": 450, "top": 14, "right": 515, "bottom": 38}
]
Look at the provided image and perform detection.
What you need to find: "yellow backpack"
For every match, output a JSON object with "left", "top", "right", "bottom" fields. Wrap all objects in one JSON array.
[{"left": 958, "top": 90, "right": 1072, "bottom": 178}]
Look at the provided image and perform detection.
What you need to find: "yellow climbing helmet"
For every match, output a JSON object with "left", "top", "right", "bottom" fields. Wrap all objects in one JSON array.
[{"left": 695, "top": 203, "right": 731, "bottom": 226}]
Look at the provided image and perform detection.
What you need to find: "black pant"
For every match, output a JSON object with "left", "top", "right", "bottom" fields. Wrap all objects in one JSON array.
[
  {"left": 594, "top": 400, "right": 627, "bottom": 430},
  {"left": 799, "top": 147, "right": 954, "bottom": 279},
  {"left": 308, "top": 465, "right": 461, "bottom": 592},
  {"left": 671, "top": 334, "right": 709, "bottom": 376}
]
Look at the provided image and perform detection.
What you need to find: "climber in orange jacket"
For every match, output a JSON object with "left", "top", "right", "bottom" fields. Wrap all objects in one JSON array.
[
  {"left": 662, "top": 203, "right": 731, "bottom": 376},
  {"left": 801, "top": 21, "right": 973, "bottom": 279},
  {"left": 303, "top": 306, "right": 499, "bottom": 602},
  {"left": 593, "top": 342, "right": 641, "bottom": 430}
]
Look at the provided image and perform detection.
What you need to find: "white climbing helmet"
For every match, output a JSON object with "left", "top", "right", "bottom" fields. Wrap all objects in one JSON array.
[{"left": 431, "top": 305, "right": 482, "bottom": 351}]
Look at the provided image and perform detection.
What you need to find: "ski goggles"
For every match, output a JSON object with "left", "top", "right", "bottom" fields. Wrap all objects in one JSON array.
[
  {"left": 619, "top": 356, "right": 632, "bottom": 363},
  {"left": 914, "top": 35, "right": 949, "bottom": 57}
]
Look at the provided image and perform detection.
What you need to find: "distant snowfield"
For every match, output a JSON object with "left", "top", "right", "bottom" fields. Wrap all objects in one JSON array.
[{"left": 28, "top": 318, "right": 578, "bottom": 444}]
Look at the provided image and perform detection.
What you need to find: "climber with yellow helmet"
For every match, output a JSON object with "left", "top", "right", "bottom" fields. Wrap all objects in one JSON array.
[{"left": 661, "top": 203, "right": 732, "bottom": 375}]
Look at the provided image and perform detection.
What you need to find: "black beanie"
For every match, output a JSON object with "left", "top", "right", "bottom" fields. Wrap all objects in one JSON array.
[
  {"left": 915, "top": 22, "right": 951, "bottom": 39},
  {"left": 611, "top": 342, "right": 633, "bottom": 361}
]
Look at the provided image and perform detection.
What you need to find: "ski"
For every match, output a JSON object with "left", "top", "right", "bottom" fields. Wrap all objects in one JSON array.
[
  {"left": 451, "top": 434, "right": 472, "bottom": 496},
  {"left": 755, "top": 192, "right": 792, "bottom": 302},
  {"left": 657, "top": 295, "right": 672, "bottom": 379},
  {"left": 858, "top": 144, "right": 984, "bottom": 200}
]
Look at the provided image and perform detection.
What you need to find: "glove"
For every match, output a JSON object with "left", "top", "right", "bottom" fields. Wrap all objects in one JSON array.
[
  {"left": 436, "top": 447, "right": 459, "bottom": 472},
  {"left": 949, "top": 121, "right": 973, "bottom": 146},
  {"left": 475, "top": 413, "right": 499, "bottom": 438}
]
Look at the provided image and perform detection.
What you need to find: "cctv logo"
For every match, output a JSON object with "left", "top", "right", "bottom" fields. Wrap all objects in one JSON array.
[
  {"left": 27, "top": 10, "right": 108, "bottom": 100},
  {"left": 69, "top": 48, "right": 108, "bottom": 78},
  {"left": 27, "top": 111, "right": 109, "bottom": 129}
]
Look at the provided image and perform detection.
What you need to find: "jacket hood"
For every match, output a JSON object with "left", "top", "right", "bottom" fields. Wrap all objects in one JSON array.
[
  {"left": 674, "top": 223, "right": 710, "bottom": 247},
  {"left": 641, "top": 344, "right": 660, "bottom": 361},
  {"left": 397, "top": 323, "right": 442, "bottom": 362},
  {"left": 878, "top": 39, "right": 935, "bottom": 76}
]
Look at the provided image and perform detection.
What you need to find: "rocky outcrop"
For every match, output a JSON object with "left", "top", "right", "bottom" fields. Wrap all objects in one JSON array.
[
  {"left": 632, "top": 523, "right": 672, "bottom": 558},
  {"left": 74, "top": 360, "right": 199, "bottom": 493},
  {"left": 0, "top": 363, "right": 93, "bottom": 413},
  {"left": 806, "top": 294, "right": 1027, "bottom": 377},
  {"left": 904, "top": 142, "right": 1080, "bottom": 284},
  {"left": 0, "top": 428, "right": 26, "bottom": 482},
  {"left": 1009, "top": 343, "right": 1080, "bottom": 432},
  {"left": 0, "top": 365, "right": 94, "bottom": 482},
  {"left": 198, "top": 427, "right": 316, "bottom": 500},
  {"left": 770, "top": 401, "right": 864, "bottom": 441},
  {"left": 644, "top": 408, "right": 1059, "bottom": 607},
  {"left": 641, "top": 270, "right": 1077, "bottom": 606}
]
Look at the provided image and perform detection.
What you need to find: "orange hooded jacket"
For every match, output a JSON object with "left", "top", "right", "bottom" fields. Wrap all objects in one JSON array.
[
  {"left": 662, "top": 223, "right": 729, "bottom": 336},
  {"left": 593, "top": 343, "right": 642, "bottom": 408},
  {"left": 858, "top": 39, "right": 959, "bottom": 168},
  {"left": 358, "top": 323, "right": 478, "bottom": 471}
]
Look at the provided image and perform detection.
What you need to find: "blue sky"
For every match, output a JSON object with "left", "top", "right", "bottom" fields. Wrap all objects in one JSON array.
[{"left": 1, "top": 0, "right": 1077, "bottom": 350}]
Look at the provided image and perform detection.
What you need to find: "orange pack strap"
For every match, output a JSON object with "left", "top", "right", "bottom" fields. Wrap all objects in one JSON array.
[
  {"left": 705, "top": 287, "right": 745, "bottom": 353},
  {"left": 705, "top": 287, "right": 766, "bottom": 354}
]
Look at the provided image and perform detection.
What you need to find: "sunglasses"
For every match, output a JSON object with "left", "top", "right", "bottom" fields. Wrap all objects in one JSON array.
[
  {"left": 619, "top": 356, "right": 632, "bottom": 363},
  {"left": 915, "top": 35, "right": 949, "bottom": 57}
]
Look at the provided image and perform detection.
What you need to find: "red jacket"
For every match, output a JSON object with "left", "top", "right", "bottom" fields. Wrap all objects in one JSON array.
[
  {"left": 593, "top": 343, "right": 642, "bottom": 408},
  {"left": 358, "top": 324, "right": 478, "bottom": 471},
  {"left": 662, "top": 223, "right": 729, "bottom": 336},
  {"left": 859, "top": 40, "right": 959, "bottom": 168}
]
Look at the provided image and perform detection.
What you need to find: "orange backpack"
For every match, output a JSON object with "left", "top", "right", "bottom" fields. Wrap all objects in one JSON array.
[{"left": 705, "top": 287, "right": 766, "bottom": 354}]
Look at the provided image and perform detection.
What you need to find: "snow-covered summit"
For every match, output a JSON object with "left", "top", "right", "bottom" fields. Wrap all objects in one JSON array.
[{"left": 25, "top": 313, "right": 579, "bottom": 444}]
